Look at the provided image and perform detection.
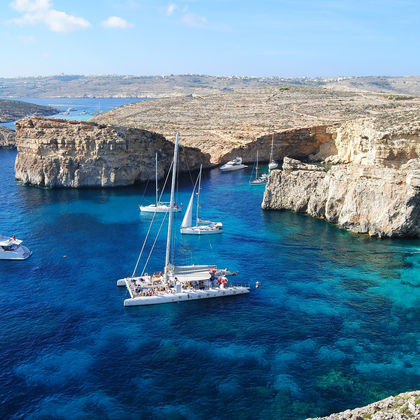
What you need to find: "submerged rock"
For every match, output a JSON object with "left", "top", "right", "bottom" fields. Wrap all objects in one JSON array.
[
  {"left": 14, "top": 118, "right": 208, "bottom": 188},
  {"left": 307, "top": 390, "right": 420, "bottom": 419}
]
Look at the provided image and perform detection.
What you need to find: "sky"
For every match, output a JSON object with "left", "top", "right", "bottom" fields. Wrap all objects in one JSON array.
[{"left": 0, "top": 0, "right": 419, "bottom": 78}]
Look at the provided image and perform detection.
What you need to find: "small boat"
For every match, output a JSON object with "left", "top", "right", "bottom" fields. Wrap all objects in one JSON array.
[
  {"left": 0, "top": 235, "right": 32, "bottom": 260},
  {"left": 139, "top": 153, "right": 181, "bottom": 213},
  {"left": 268, "top": 134, "right": 278, "bottom": 171},
  {"left": 220, "top": 157, "right": 247, "bottom": 172},
  {"left": 249, "top": 151, "right": 268, "bottom": 185},
  {"left": 117, "top": 133, "right": 249, "bottom": 306},
  {"left": 181, "top": 165, "right": 222, "bottom": 235}
]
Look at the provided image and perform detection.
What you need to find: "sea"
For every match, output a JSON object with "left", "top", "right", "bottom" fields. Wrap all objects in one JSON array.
[{"left": 0, "top": 99, "right": 419, "bottom": 419}]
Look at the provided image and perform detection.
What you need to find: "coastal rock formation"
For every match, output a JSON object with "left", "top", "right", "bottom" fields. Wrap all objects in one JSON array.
[
  {"left": 0, "top": 126, "right": 15, "bottom": 149},
  {"left": 15, "top": 118, "right": 208, "bottom": 188},
  {"left": 0, "top": 99, "right": 56, "bottom": 123},
  {"left": 92, "top": 85, "right": 420, "bottom": 164},
  {"left": 262, "top": 114, "right": 420, "bottom": 238},
  {"left": 307, "top": 390, "right": 420, "bottom": 420}
]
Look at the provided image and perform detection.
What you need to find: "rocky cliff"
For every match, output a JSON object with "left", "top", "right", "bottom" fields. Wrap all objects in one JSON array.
[
  {"left": 0, "top": 126, "right": 15, "bottom": 149},
  {"left": 14, "top": 118, "right": 208, "bottom": 188},
  {"left": 262, "top": 113, "right": 420, "bottom": 238},
  {"left": 307, "top": 390, "right": 420, "bottom": 420}
]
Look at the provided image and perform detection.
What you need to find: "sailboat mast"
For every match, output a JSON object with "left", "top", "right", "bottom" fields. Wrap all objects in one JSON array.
[
  {"left": 155, "top": 152, "right": 158, "bottom": 206},
  {"left": 196, "top": 164, "right": 202, "bottom": 226},
  {"left": 270, "top": 134, "right": 274, "bottom": 162},
  {"left": 255, "top": 150, "right": 259, "bottom": 179},
  {"left": 164, "top": 133, "right": 179, "bottom": 275}
]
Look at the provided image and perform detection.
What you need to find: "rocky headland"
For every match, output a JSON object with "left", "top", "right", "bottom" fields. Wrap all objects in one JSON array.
[
  {"left": 0, "top": 99, "right": 57, "bottom": 123},
  {"left": 92, "top": 85, "right": 420, "bottom": 165},
  {"left": 262, "top": 112, "right": 420, "bottom": 238},
  {"left": 14, "top": 118, "right": 207, "bottom": 188},
  {"left": 0, "top": 126, "right": 15, "bottom": 149},
  {"left": 307, "top": 390, "right": 420, "bottom": 419}
]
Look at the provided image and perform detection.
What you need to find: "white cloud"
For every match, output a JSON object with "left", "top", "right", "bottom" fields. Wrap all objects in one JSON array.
[
  {"left": 164, "top": 3, "right": 178, "bottom": 16},
  {"left": 8, "top": 0, "right": 91, "bottom": 32},
  {"left": 101, "top": 16, "right": 134, "bottom": 29},
  {"left": 181, "top": 12, "right": 207, "bottom": 27},
  {"left": 18, "top": 34, "right": 37, "bottom": 44}
]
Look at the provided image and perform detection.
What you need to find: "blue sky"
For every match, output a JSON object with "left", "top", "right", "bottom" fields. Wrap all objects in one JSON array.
[{"left": 1, "top": 0, "right": 419, "bottom": 77}]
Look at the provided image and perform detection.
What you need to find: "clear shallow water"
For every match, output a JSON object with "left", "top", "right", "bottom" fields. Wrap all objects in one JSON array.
[
  {"left": 0, "top": 97, "right": 146, "bottom": 129},
  {"left": 0, "top": 99, "right": 419, "bottom": 419}
]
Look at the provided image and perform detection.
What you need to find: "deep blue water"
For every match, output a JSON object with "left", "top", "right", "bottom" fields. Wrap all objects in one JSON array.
[{"left": 0, "top": 99, "right": 419, "bottom": 419}]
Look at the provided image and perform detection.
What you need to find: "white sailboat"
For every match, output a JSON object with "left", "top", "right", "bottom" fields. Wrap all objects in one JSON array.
[
  {"left": 117, "top": 133, "right": 249, "bottom": 306},
  {"left": 268, "top": 134, "right": 278, "bottom": 171},
  {"left": 139, "top": 153, "right": 181, "bottom": 213},
  {"left": 249, "top": 151, "right": 268, "bottom": 185},
  {"left": 0, "top": 235, "right": 32, "bottom": 260},
  {"left": 180, "top": 165, "right": 222, "bottom": 235}
]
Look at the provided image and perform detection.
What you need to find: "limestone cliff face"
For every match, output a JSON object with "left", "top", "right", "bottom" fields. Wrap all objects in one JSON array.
[
  {"left": 262, "top": 113, "right": 420, "bottom": 238},
  {"left": 262, "top": 157, "right": 419, "bottom": 237},
  {"left": 0, "top": 126, "right": 15, "bottom": 149},
  {"left": 14, "top": 118, "right": 208, "bottom": 188}
]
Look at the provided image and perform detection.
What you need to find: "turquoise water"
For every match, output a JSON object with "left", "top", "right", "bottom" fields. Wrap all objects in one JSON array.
[{"left": 0, "top": 99, "right": 419, "bottom": 419}]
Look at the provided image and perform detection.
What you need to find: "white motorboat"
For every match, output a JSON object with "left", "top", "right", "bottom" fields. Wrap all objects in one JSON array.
[
  {"left": 0, "top": 235, "right": 32, "bottom": 260},
  {"left": 220, "top": 157, "right": 247, "bottom": 172},
  {"left": 139, "top": 153, "right": 181, "bottom": 213},
  {"left": 268, "top": 134, "right": 278, "bottom": 171},
  {"left": 249, "top": 151, "right": 268, "bottom": 185},
  {"left": 181, "top": 165, "right": 222, "bottom": 235},
  {"left": 117, "top": 133, "right": 249, "bottom": 306}
]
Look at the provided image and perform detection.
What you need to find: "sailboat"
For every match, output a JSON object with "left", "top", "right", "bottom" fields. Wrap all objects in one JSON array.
[
  {"left": 117, "top": 133, "right": 249, "bottom": 306},
  {"left": 180, "top": 165, "right": 222, "bottom": 235},
  {"left": 268, "top": 134, "right": 278, "bottom": 171},
  {"left": 249, "top": 151, "right": 268, "bottom": 185},
  {"left": 139, "top": 153, "right": 181, "bottom": 213}
]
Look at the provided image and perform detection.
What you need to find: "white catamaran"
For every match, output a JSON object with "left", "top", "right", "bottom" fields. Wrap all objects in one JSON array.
[
  {"left": 139, "top": 153, "right": 181, "bottom": 213},
  {"left": 249, "top": 151, "right": 268, "bottom": 185},
  {"left": 268, "top": 134, "right": 278, "bottom": 171},
  {"left": 180, "top": 165, "right": 222, "bottom": 235},
  {"left": 117, "top": 133, "right": 249, "bottom": 306}
]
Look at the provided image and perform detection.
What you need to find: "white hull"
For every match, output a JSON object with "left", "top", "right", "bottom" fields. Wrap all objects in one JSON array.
[
  {"left": 220, "top": 164, "right": 247, "bottom": 172},
  {"left": 249, "top": 179, "right": 267, "bottom": 185},
  {"left": 268, "top": 162, "right": 278, "bottom": 170},
  {"left": 123, "top": 286, "right": 250, "bottom": 306},
  {"left": 0, "top": 245, "right": 32, "bottom": 260},
  {"left": 139, "top": 204, "right": 181, "bottom": 213},
  {"left": 181, "top": 225, "right": 222, "bottom": 235}
]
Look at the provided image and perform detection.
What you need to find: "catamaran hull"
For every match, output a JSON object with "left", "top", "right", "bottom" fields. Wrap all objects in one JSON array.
[{"left": 123, "top": 286, "right": 250, "bottom": 306}]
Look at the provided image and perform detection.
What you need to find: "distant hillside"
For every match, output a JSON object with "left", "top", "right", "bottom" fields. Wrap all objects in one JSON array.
[
  {"left": 0, "top": 75, "right": 419, "bottom": 98},
  {"left": 0, "top": 99, "right": 57, "bottom": 123}
]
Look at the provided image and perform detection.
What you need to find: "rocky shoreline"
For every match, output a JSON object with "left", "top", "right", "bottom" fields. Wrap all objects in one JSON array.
[
  {"left": 262, "top": 113, "right": 420, "bottom": 238},
  {"left": 0, "top": 126, "right": 15, "bottom": 149},
  {"left": 307, "top": 391, "right": 420, "bottom": 419}
]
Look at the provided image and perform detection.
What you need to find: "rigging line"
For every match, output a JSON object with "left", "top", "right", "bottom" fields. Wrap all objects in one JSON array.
[
  {"left": 140, "top": 177, "right": 150, "bottom": 202},
  {"left": 180, "top": 144, "right": 196, "bottom": 186},
  {"left": 131, "top": 210, "right": 158, "bottom": 278},
  {"left": 141, "top": 211, "right": 168, "bottom": 276},
  {"left": 158, "top": 159, "right": 174, "bottom": 203},
  {"left": 249, "top": 158, "right": 256, "bottom": 182}
]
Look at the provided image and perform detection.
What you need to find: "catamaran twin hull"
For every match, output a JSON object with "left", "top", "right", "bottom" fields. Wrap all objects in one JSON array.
[{"left": 122, "top": 284, "right": 250, "bottom": 306}]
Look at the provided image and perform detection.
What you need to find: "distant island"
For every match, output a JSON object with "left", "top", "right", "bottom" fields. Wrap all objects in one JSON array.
[
  {"left": 0, "top": 99, "right": 57, "bottom": 123},
  {"left": 0, "top": 74, "right": 419, "bottom": 98}
]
